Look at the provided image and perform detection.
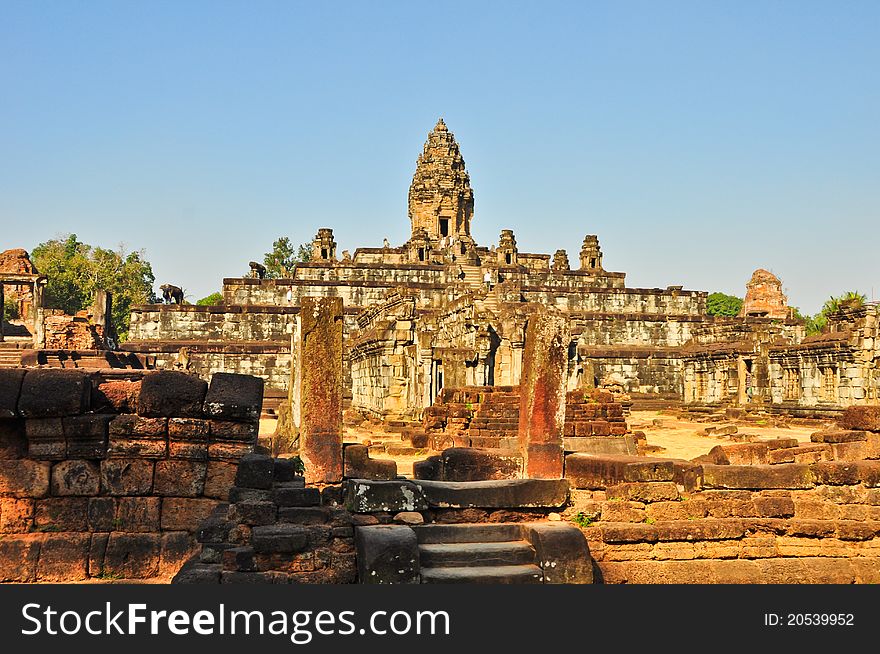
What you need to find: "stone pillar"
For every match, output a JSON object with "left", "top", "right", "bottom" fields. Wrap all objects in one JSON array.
[
  {"left": 90, "top": 289, "right": 115, "bottom": 347},
  {"left": 33, "top": 280, "right": 46, "bottom": 348},
  {"left": 517, "top": 305, "right": 569, "bottom": 479},
  {"left": 298, "top": 297, "right": 344, "bottom": 483},
  {"left": 0, "top": 283, "right": 5, "bottom": 342}
]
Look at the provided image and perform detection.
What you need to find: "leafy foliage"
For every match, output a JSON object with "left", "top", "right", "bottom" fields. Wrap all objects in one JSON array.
[
  {"left": 706, "top": 292, "right": 743, "bottom": 317},
  {"left": 262, "top": 237, "right": 313, "bottom": 279},
  {"left": 30, "top": 234, "right": 155, "bottom": 342},
  {"left": 821, "top": 291, "right": 866, "bottom": 315},
  {"left": 791, "top": 291, "right": 867, "bottom": 336},
  {"left": 196, "top": 292, "right": 224, "bottom": 306},
  {"left": 571, "top": 512, "right": 594, "bottom": 528},
  {"left": 3, "top": 299, "right": 19, "bottom": 321}
]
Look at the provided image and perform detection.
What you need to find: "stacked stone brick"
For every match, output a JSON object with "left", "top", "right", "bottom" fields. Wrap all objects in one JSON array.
[
  {"left": 0, "top": 368, "right": 262, "bottom": 582},
  {"left": 563, "top": 406, "right": 880, "bottom": 583},
  {"left": 175, "top": 453, "right": 357, "bottom": 584},
  {"left": 423, "top": 386, "right": 630, "bottom": 451}
]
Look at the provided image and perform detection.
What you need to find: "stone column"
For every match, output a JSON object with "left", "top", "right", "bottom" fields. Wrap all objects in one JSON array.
[
  {"left": 0, "top": 283, "right": 5, "bottom": 342},
  {"left": 517, "top": 304, "right": 569, "bottom": 479},
  {"left": 298, "top": 297, "right": 344, "bottom": 483},
  {"left": 33, "top": 280, "right": 46, "bottom": 348}
]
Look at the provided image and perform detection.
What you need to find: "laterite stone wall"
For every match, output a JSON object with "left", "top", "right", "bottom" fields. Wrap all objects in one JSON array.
[{"left": 0, "top": 368, "right": 263, "bottom": 582}]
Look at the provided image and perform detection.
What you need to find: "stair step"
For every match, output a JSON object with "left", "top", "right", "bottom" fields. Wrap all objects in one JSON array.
[
  {"left": 413, "top": 523, "right": 522, "bottom": 544},
  {"left": 419, "top": 541, "right": 536, "bottom": 568},
  {"left": 421, "top": 564, "right": 543, "bottom": 584}
]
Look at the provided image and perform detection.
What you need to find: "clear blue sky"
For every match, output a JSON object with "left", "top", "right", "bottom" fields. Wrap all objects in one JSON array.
[{"left": 1, "top": 1, "right": 877, "bottom": 313}]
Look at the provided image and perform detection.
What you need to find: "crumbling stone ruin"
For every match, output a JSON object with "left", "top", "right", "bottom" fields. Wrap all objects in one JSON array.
[
  {"left": 0, "top": 369, "right": 262, "bottom": 581},
  {"left": 120, "top": 119, "right": 707, "bottom": 418},
  {"left": 741, "top": 268, "right": 789, "bottom": 319},
  {"left": 0, "top": 249, "right": 119, "bottom": 365},
  {"left": 3, "top": 119, "right": 879, "bottom": 585},
  {"left": 684, "top": 275, "right": 879, "bottom": 417}
]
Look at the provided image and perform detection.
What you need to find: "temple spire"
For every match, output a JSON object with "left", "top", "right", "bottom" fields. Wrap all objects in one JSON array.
[{"left": 408, "top": 119, "right": 473, "bottom": 242}]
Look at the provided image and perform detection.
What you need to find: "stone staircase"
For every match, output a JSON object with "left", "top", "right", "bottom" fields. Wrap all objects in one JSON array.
[
  {"left": 415, "top": 523, "right": 543, "bottom": 584},
  {"left": 0, "top": 341, "right": 27, "bottom": 368},
  {"left": 458, "top": 264, "right": 484, "bottom": 289}
]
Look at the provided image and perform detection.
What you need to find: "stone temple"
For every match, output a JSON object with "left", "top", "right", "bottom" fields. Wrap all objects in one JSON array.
[
  {"left": 2, "top": 119, "right": 880, "bottom": 585},
  {"left": 121, "top": 118, "right": 709, "bottom": 418}
]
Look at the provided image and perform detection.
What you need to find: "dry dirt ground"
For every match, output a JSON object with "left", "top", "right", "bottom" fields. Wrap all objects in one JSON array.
[
  {"left": 260, "top": 410, "right": 831, "bottom": 477},
  {"left": 627, "top": 410, "right": 822, "bottom": 460}
]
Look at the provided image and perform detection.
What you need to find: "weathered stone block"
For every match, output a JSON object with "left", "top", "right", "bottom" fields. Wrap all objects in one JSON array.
[
  {"left": 173, "top": 561, "right": 222, "bottom": 584},
  {"left": 63, "top": 414, "right": 112, "bottom": 458},
  {"left": 0, "top": 459, "right": 50, "bottom": 498},
  {"left": 88, "top": 532, "right": 109, "bottom": 577},
  {"left": 565, "top": 454, "right": 688, "bottom": 489},
  {"left": 355, "top": 525, "right": 419, "bottom": 584},
  {"left": 701, "top": 464, "right": 814, "bottom": 490},
  {"left": 116, "top": 496, "right": 161, "bottom": 532},
  {"left": 50, "top": 460, "right": 100, "bottom": 496},
  {"left": 204, "top": 461, "right": 239, "bottom": 500},
  {"left": 344, "top": 479, "right": 428, "bottom": 513},
  {"left": 235, "top": 453, "right": 274, "bottom": 489},
  {"left": 753, "top": 496, "right": 796, "bottom": 517},
  {"left": 88, "top": 497, "right": 117, "bottom": 531},
  {"left": 36, "top": 533, "right": 90, "bottom": 582},
  {"left": 277, "top": 506, "right": 330, "bottom": 525},
  {"left": 34, "top": 497, "right": 89, "bottom": 531},
  {"left": 92, "top": 379, "right": 141, "bottom": 414},
  {"left": 160, "top": 531, "right": 197, "bottom": 576},
  {"left": 18, "top": 369, "right": 90, "bottom": 417},
  {"left": 839, "top": 406, "right": 880, "bottom": 432},
  {"left": 343, "top": 444, "right": 397, "bottom": 480},
  {"left": 523, "top": 522, "right": 593, "bottom": 583},
  {"left": 108, "top": 437, "right": 168, "bottom": 458},
  {"left": 168, "top": 417, "right": 210, "bottom": 439},
  {"left": 103, "top": 533, "right": 161, "bottom": 578},
  {"left": 138, "top": 371, "right": 208, "bottom": 418},
  {"left": 415, "top": 478, "right": 570, "bottom": 509},
  {"left": 227, "top": 500, "right": 277, "bottom": 526},
  {"left": 207, "top": 442, "right": 254, "bottom": 461},
  {"left": 222, "top": 546, "right": 256, "bottom": 572},
  {"left": 252, "top": 524, "right": 309, "bottom": 553},
  {"left": 811, "top": 461, "right": 880, "bottom": 487},
  {"left": 109, "top": 414, "right": 168, "bottom": 436},
  {"left": 203, "top": 372, "right": 264, "bottom": 422},
  {"left": 209, "top": 420, "right": 258, "bottom": 441},
  {"left": 154, "top": 460, "right": 207, "bottom": 497},
  {"left": 100, "top": 459, "right": 154, "bottom": 495},
  {"left": 0, "top": 419, "right": 26, "bottom": 459},
  {"left": 705, "top": 443, "right": 770, "bottom": 465},
  {"left": 0, "top": 497, "right": 34, "bottom": 532},
  {"left": 0, "top": 534, "right": 42, "bottom": 582},
  {"left": 161, "top": 497, "right": 222, "bottom": 531},
  {"left": 24, "top": 418, "right": 66, "bottom": 459},
  {"left": 0, "top": 369, "right": 25, "bottom": 418},
  {"left": 263, "top": 481, "right": 315, "bottom": 505},
  {"left": 169, "top": 440, "right": 209, "bottom": 460},
  {"left": 433, "top": 447, "right": 521, "bottom": 482},
  {"left": 606, "top": 482, "right": 680, "bottom": 503}
]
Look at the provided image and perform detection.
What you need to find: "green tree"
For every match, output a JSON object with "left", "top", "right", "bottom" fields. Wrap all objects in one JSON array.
[
  {"left": 791, "top": 292, "right": 866, "bottom": 336},
  {"left": 706, "top": 292, "right": 743, "bottom": 317},
  {"left": 820, "top": 291, "right": 866, "bottom": 315},
  {"left": 196, "top": 292, "right": 224, "bottom": 306},
  {"left": 30, "top": 234, "right": 155, "bottom": 342},
  {"left": 262, "top": 237, "right": 312, "bottom": 278},
  {"left": 3, "top": 298, "right": 19, "bottom": 321}
]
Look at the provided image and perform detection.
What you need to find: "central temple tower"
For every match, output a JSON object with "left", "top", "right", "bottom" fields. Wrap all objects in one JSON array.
[{"left": 408, "top": 118, "right": 474, "bottom": 243}]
